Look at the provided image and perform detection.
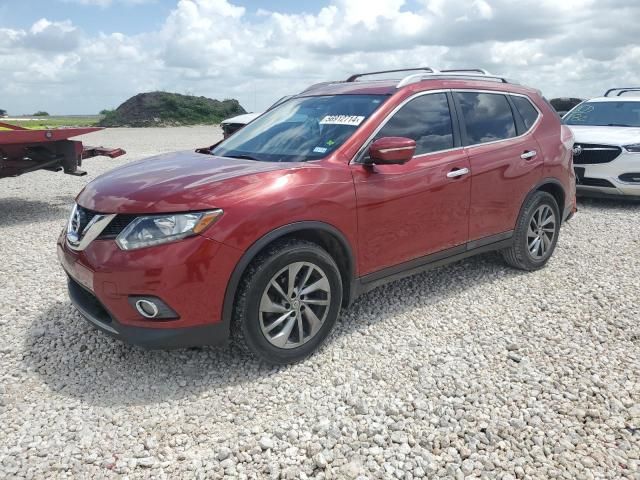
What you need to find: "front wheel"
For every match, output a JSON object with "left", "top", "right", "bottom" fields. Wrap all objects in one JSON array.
[
  {"left": 502, "top": 191, "right": 561, "bottom": 271},
  {"left": 233, "top": 239, "right": 343, "bottom": 364}
]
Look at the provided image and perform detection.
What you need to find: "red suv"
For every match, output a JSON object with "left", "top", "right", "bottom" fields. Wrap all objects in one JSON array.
[{"left": 58, "top": 68, "right": 576, "bottom": 364}]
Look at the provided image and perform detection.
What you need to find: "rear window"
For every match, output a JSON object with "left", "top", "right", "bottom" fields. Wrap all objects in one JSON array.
[
  {"left": 512, "top": 96, "right": 540, "bottom": 130},
  {"left": 455, "top": 92, "right": 517, "bottom": 145}
]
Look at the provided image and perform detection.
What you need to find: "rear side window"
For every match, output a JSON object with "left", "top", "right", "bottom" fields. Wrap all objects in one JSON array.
[
  {"left": 375, "top": 93, "right": 454, "bottom": 155},
  {"left": 511, "top": 95, "right": 540, "bottom": 130},
  {"left": 455, "top": 92, "right": 516, "bottom": 145}
]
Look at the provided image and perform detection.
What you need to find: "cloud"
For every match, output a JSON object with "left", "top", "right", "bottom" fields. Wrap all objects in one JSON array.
[
  {"left": 63, "top": 0, "right": 155, "bottom": 6},
  {"left": 0, "top": 0, "right": 639, "bottom": 115}
]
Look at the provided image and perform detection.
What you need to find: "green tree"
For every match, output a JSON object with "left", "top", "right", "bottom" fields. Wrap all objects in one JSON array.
[{"left": 33, "top": 111, "right": 50, "bottom": 117}]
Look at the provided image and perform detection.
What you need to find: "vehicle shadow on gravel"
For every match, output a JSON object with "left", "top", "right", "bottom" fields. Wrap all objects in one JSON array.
[
  {"left": 22, "top": 252, "right": 526, "bottom": 406},
  {"left": 577, "top": 197, "right": 640, "bottom": 210},
  {"left": 23, "top": 302, "right": 272, "bottom": 406},
  {"left": 0, "top": 196, "right": 73, "bottom": 226}
]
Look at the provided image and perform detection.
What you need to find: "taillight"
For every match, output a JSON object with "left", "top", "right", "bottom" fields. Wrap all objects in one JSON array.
[{"left": 560, "top": 125, "right": 574, "bottom": 150}]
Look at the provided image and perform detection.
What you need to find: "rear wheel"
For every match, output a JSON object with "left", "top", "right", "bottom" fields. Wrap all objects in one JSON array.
[
  {"left": 502, "top": 191, "right": 560, "bottom": 271},
  {"left": 233, "top": 239, "right": 343, "bottom": 364}
]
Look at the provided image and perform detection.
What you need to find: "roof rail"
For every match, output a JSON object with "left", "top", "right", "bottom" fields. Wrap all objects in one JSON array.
[
  {"left": 604, "top": 87, "right": 640, "bottom": 97},
  {"left": 346, "top": 67, "right": 436, "bottom": 82},
  {"left": 396, "top": 70, "right": 509, "bottom": 88},
  {"left": 616, "top": 88, "right": 640, "bottom": 97}
]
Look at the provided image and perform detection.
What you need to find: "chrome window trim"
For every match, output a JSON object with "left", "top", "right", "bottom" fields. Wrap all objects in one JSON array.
[
  {"left": 351, "top": 88, "right": 542, "bottom": 164},
  {"left": 351, "top": 89, "right": 453, "bottom": 164}
]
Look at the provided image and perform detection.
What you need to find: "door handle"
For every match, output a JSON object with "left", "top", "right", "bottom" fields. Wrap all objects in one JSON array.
[
  {"left": 447, "top": 167, "right": 470, "bottom": 178},
  {"left": 521, "top": 150, "right": 537, "bottom": 160}
]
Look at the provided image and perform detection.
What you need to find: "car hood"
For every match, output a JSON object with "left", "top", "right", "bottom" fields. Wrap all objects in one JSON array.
[
  {"left": 568, "top": 125, "right": 640, "bottom": 146},
  {"left": 221, "top": 112, "right": 261, "bottom": 125},
  {"left": 77, "top": 150, "right": 296, "bottom": 213}
]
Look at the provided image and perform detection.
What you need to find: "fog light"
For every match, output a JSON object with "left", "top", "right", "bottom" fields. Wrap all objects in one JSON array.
[
  {"left": 135, "top": 299, "right": 159, "bottom": 318},
  {"left": 128, "top": 296, "right": 179, "bottom": 320}
]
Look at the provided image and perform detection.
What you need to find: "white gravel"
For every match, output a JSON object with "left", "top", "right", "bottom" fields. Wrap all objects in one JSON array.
[{"left": 1, "top": 126, "right": 639, "bottom": 479}]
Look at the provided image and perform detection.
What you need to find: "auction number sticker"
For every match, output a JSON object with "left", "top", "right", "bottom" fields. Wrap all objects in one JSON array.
[{"left": 319, "top": 115, "right": 365, "bottom": 126}]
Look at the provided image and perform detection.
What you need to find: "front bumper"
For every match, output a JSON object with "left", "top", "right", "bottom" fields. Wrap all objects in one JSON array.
[
  {"left": 67, "top": 276, "right": 228, "bottom": 348},
  {"left": 575, "top": 151, "right": 640, "bottom": 198},
  {"left": 57, "top": 231, "right": 243, "bottom": 348}
]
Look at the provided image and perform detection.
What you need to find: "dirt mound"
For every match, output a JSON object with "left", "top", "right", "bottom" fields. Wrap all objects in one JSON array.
[{"left": 99, "top": 91, "right": 246, "bottom": 127}]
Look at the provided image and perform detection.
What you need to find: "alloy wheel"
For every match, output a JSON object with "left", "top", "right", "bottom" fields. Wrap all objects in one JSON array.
[
  {"left": 527, "top": 205, "right": 556, "bottom": 260},
  {"left": 259, "top": 262, "right": 331, "bottom": 349}
]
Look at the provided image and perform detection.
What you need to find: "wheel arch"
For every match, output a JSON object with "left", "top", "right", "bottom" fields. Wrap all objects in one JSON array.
[
  {"left": 221, "top": 221, "right": 356, "bottom": 332},
  {"left": 519, "top": 178, "right": 566, "bottom": 224}
]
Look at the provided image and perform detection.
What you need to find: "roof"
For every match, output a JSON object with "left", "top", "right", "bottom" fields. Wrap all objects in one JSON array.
[
  {"left": 584, "top": 96, "right": 640, "bottom": 103},
  {"left": 299, "top": 77, "right": 538, "bottom": 97}
]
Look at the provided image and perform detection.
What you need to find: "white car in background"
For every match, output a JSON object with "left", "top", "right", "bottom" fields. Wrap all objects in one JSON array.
[
  {"left": 563, "top": 88, "right": 640, "bottom": 200},
  {"left": 220, "top": 95, "right": 293, "bottom": 138}
]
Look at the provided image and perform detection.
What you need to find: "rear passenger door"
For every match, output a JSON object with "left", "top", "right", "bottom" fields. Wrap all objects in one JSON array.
[{"left": 453, "top": 91, "right": 542, "bottom": 242}]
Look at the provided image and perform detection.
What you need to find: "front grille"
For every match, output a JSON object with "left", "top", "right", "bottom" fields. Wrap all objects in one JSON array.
[
  {"left": 75, "top": 206, "right": 137, "bottom": 239},
  {"left": 67, "top": 276, "right": 113, "bottom": 325},
  {"left": 76, "top": 206, "right": 97, "bottom": 233},
  {"left": 99, "top": 214, "right": 137, "bottom": 239},
  {"left": 573, "top": 144, "right": 622, "bottom": 164}
]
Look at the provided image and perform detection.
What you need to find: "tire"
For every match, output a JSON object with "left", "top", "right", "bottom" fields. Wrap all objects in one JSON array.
[
  {"left": 502, "top": 191, "right": 561, "bottom": 271},
  {"left": 232, "top": 239, "right": 343, "bottom": 364}
]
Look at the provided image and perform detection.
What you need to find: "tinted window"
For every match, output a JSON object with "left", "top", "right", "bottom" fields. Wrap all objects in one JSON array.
[
  {"left": 563, "top": 101, "right": 640, "bottom": 127},
  {"left": 455, "top": 92, "right": 516, "bottom": 144},
  {"left": 512, "top": 95, "right": 539, "bottom": 130},
  {"left": 375, "top": 93, "right": 454, "bottom": 155}
]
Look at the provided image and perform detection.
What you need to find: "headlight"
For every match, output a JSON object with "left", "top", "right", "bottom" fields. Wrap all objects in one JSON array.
[
  {"left": 116, "top": 210, "right": 223, "bottom": 250},
  {"left": 624, "top": 144, "right": 640, "bottom": 153}
]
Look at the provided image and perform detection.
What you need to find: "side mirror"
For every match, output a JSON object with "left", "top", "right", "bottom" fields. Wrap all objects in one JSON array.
[{"left": 368, "top": 137, "right": 416, "bottom": 165}]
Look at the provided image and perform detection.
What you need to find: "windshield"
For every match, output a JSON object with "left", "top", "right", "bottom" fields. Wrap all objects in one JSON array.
[
  {"left": 563, "top": 101, "right": 640, "bottom": 127},
  {"left": 212, "top": 94, "right": 387, "bottom": 162}
]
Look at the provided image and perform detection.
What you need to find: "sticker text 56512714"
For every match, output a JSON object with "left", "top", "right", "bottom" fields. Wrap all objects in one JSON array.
[{"left": 319, "top": 115, "right": 365, "bottom": 126}]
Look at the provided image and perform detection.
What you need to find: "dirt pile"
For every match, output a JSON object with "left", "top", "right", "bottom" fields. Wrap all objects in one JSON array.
[{"left": 99, "top": 91, "right": 246, "bottom": 127}]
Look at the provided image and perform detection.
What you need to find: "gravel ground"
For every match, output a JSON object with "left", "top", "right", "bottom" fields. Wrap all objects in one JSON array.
[{"left": 0, "top": 126, "right": 639, "bottom": 479}]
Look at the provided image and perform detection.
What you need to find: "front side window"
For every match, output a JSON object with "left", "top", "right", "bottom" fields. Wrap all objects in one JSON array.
[
  {"left": 563, "top": 101, "right": 640, "bottom": 127},
  {"left": 455, "top": 92, "right": 517, "bottom": 145},
  {"left": 212, "top": 94, "right": 387, "bottom": 162},
  {"left": 512, "top": 95, "right": 540, "bottom": 130},
  {"left": 373, "top": 93, "right": 454, "bottom": 156}
]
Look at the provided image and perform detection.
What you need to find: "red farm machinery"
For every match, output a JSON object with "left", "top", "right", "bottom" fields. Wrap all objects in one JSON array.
[{"left": 0, "top": 122, "right": 125, "bottom": 179}]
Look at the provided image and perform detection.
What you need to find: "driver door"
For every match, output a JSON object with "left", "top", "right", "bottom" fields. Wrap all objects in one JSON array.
[{"left": 351, "top": 92, "right": 471, "bottom": 276}]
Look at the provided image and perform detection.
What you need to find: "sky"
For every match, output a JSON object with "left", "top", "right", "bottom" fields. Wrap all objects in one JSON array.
[{"left": 1, "top": 0, "right": 639, "bottom": 115}]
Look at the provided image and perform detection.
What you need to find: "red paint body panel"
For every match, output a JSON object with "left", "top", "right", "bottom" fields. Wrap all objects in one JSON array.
[
  {"left": 60, "top": 76, "right": 575, "bottom": 340},
  {"left": 466, "top": 134, "right": 542, "bottom": 240},
  {"left": 351, "top": 149, "right": 471, "bottom": 275}
]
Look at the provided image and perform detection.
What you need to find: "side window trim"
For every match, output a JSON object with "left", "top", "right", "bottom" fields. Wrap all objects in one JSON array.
[
  {"left": 453, "top": 89, "right": 543, "bottom": 148},
  {"left": 352, "top": 89, "right": 460, "bottom": 164}
]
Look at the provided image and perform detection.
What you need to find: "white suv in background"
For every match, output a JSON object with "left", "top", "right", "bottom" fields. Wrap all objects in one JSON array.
[{"left": 563, "top": 88, "right": 640, "bottom": 200}]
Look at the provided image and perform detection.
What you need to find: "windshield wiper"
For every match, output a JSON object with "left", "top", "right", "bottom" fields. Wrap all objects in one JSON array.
[
  {"left": 224, "top": 154, "right": 260, "bottom": 161},
  {"left": 605, "top": 123, "right": 633, "bottom": 127}
]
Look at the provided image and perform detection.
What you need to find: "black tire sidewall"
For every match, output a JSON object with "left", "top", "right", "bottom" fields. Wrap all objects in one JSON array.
[{"left": 241, "top": 245, "right": 343, "bottom": 364}]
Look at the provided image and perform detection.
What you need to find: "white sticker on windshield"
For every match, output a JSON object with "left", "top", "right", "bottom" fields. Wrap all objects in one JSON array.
[
  {"left": 313, "top": 147, "right": 328, "bottom": 154},
  {"left": 319, "top": 115, "right": 365, "bottom": 126}
]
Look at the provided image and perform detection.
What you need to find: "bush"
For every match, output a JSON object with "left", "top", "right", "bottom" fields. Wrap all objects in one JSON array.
[{"left": 33, "top": 111, "right": 50, "bottom": 117}]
